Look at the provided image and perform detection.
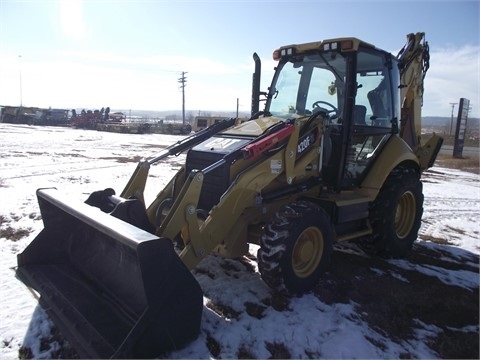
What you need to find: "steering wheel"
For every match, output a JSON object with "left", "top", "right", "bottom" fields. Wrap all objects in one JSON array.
[{"left": 312, "top": 100, "right": 338, "bottom": 116}]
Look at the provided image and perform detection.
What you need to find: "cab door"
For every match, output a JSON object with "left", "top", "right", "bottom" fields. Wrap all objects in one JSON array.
[{"left": 339, "top": 48, "right": 400, "bottom": 188}]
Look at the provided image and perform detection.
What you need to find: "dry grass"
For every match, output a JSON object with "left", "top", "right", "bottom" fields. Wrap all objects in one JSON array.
[
  {"left": 0, "top": 215, "right": 32, "bottom": 241},
  {"left": 435, "top": 153, "right": 480, "bottom": 174},
  {"left": 265, "top": 341, "right": 291, "bottom": 359}
]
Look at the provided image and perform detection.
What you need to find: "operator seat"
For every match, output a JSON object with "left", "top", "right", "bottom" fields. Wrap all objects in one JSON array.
[
  {"left": 352, "top": 105, "right": 368, "bottom": 145},
  {"left": 353, "top": 105, "right": 367, "bottom": 125},
  {"left": 367, "top": 89, "right": 389, "bottom": 126},
  {"left": 323, "top": 105, "right": 368, "bottom": 182}
]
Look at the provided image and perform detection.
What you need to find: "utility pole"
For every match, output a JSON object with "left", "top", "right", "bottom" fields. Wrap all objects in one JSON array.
[
  {"left": 449, "top": 102, "right": 457, "bottom": 136},
  {"left": 178, "top": 71, "right": 187, "bottom": 124}
]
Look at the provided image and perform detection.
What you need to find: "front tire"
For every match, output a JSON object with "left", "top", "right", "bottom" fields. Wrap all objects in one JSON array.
[
  {"left": 258, "top": 201, "right": 333, "bottom": 294},
  {"left": 368, "top": 166, "right": 423, "bottom": 258}
]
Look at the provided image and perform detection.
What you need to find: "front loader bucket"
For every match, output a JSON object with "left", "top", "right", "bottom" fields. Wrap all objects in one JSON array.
[{"left": 17, "top": 188, "right": 203, "bottom": 359}]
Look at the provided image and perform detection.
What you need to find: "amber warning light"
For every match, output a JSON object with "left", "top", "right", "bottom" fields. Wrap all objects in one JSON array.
[
  {"left": 273, "top": 49, "right": 281, "bottom": 61},
  {"left": 273, "top": 47, "right": 296, "bottom": 60},
  {"left": 341, "top": 40, "right": 354, "bottom": 51}
]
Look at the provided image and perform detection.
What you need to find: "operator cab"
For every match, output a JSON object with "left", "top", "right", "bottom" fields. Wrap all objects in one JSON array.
[{"left": 263, "top": 38, "right": 400, "bottom": 189}]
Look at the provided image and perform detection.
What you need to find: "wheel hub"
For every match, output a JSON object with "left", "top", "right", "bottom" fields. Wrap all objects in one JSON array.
[
  {"left": 395, "top": 190, "right": 416, "bottom": 239},
  {"left": 292, "top": 227, "right": 324, "bottom": 278},
  {"left": 299, "top": 241, "right": 314, "bottom": 262}
]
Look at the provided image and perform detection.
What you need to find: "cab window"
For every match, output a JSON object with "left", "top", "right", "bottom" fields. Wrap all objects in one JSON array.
[{"left": 355, "top": 50, "right": 394, "bottom": 128}]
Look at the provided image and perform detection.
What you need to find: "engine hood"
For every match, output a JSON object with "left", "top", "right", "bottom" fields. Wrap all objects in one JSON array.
[{"left": 222, "top": 116, "right": 287, "bottom": 137}]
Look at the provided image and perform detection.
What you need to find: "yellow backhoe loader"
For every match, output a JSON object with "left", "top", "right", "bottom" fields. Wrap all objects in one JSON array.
[{"left": 17, "top": 32, "right": 442, "bottom": 358}]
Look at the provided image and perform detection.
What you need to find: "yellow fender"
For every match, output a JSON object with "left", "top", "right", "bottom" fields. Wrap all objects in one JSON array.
[{"left": 360, "top": 136, "right": 419, "bottom": 198}]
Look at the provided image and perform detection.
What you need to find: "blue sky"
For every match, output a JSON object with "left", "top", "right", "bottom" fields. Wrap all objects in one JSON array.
[{"left": 0, "top": 0, "right": 479, "bottom": 117}]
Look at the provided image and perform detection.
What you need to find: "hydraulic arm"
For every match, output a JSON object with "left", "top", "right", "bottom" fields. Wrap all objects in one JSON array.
[{"left": 397, "top": 32, "right": 442, "bottom": 169}]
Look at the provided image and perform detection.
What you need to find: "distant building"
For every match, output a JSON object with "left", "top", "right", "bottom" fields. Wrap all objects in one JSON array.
[{"left": 193, "top": 116, "right": 229, "bottom": 132}]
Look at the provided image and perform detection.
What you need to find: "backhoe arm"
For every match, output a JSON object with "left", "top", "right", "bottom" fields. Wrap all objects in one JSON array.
[
  {"left": 397, "top": 32, "right": 442, "bottom": 170},
  {"left": 397, "top": 32, "right": 429, "bottom": 149}
]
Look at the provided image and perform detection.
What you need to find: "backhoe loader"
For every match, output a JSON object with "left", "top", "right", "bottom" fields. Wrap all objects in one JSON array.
[{"left": 17, "top": 32, "right": 442, "bottom": 358}]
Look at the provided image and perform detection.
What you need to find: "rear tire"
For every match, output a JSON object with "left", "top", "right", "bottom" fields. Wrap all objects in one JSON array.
[
  {"left": 258, "top": 201, "right": 333, "bottom": 294},
  {"left": 368, "top": 166, "right": 423, "bottom": 258}
]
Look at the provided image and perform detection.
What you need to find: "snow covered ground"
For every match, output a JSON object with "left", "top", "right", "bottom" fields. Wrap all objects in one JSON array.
[{"left": 0, "top": 123, "right": 478, "bottom": 359}]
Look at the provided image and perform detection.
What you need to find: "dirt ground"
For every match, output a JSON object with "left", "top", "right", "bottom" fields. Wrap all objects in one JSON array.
[{"left": 314, "top": 243, "right": 479, "bottom": 359}]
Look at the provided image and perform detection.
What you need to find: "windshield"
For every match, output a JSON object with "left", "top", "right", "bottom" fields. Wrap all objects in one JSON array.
[{"left": 267, "top": 53, "right": 347, "bottom": 119}]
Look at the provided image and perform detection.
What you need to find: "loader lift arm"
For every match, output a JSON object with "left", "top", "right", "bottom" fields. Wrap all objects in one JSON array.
[
  {"left": 121, "top": 117, "right": 238, "bottom": 202},
  {"left": 160, "top": 118, "right": 323, "bottom": 270}
]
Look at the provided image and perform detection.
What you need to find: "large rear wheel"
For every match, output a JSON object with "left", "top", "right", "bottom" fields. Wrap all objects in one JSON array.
[
  {"left": 368, "top": 166, "right": 423, "bottom": 258},
  {"left": 258, "top": 201, "right": 333, "bottom": 294}
]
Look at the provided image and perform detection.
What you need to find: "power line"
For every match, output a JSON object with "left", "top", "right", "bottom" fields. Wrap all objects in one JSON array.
[
  {"left": 178, "top": 71, "right": 187, "bottom": 124},
  {"left": 449, "top": 102, "right": 457, "bottom": 136}
]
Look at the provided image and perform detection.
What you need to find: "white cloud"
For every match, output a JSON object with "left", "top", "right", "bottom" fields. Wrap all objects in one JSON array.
[
  {"left": 59, "top": 0, "right": 87, "bottom": 41},
  {"left": 1, "top": 45, "right": 478, "bottom": 118},
  {"left": 0, "top": 52, "right": 255, "bottom": 112},
  {"left": 424, "top": 45, "right": 480, "bottom": 118},
  {"left": 57, "top": 50, "right": 248, "bottom": 76}
]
